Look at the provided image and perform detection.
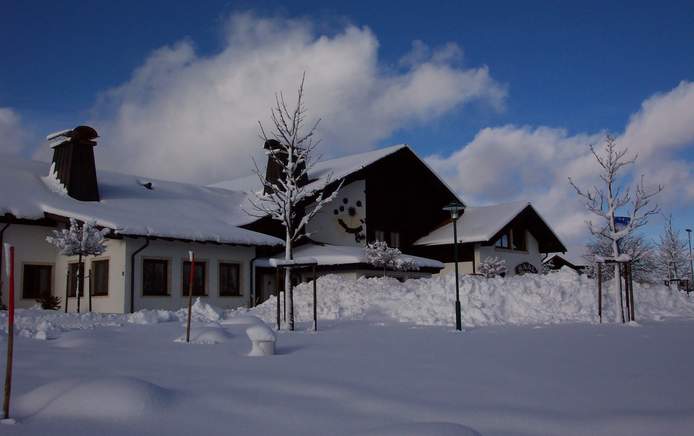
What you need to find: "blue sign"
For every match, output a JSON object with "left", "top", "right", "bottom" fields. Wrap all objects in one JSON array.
[{"left": 614, "top": 216, "right": 631, "bottom": 231}]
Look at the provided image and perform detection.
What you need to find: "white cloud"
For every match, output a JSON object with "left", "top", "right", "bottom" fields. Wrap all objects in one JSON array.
[
  {"left": 0, "top": 107, "right": 28, "bottom": 155},
  {"left": 427, "top": 81, "right": 694, "bottom": 260},
  {"left": 86, "top": 12, "right": 506, "bottom": 184}
]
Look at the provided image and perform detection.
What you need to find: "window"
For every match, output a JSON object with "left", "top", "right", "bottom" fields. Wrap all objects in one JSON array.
[
  {"left": 182, "top": 261, "right": 206, "bottom": 296},
  {"left": 390, "top": 232, "right": 401, "bottom": 248},
  {"left": 91, "top": 260, "right": 109, "bottom": 296},
  {"left": 374, "top": 230, "right": 385, "bottom": 242},
  {"left": 23, "top": 264, "right": 52, "bottom": 299},
  {"left": 219, "top": 263, "right": 241, "bottom": 296},
  {"left": 67, "top": 262, "right": 84, "bottom": 297},
  {"left": 512, "top": 228, "right": 527, "bottom": 251},
  {"left": 143, "top": 259, "right": 168, "bottom": 296},
  {"left": 495, "top": 232, "right": 510, "bottom": 249}
]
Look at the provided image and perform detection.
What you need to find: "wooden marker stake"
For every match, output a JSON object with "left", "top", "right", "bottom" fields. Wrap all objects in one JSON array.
[
  {"left": 3, "top": 244, "right": 15, "bottom": 420},
  {"left": 185, "top": 251, "right": 195, "bottom": 343}
]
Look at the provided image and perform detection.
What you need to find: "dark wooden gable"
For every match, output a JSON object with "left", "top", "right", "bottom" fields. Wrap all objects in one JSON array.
[
  {"left": 359, "top": 147, "right": 460, "bottom": 249},
  {"left": 242, "top": 146, "right": 461, "bottom": 251},
  {"left": 483, "top": 205, "right": 566, "bottom": 254}
]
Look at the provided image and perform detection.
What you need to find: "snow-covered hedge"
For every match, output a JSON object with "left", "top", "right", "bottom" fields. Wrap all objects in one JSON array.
[{"left": 250, "top": 268, "right": 694, "bottom": 327}]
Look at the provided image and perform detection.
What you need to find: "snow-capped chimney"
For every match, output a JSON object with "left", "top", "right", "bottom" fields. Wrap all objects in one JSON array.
[
  {"left": 263, "top": 139, "right": 308, "bottom": 195},
  {"left": 48, "top": 125, "right": 100, "bottom": 202}
]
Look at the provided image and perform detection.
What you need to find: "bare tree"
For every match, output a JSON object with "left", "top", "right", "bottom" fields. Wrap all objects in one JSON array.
[
  {"left": 569, "top": 135, "right": 662, "bottom": 322},
  {"left": 655, "top": 214, "right": 690, "bottom": 284},
  {"left": 248, "top": 74, "right": 343, "bottom": 330},
  {"left": 584, "top": 233, "right": 656, "bottom": 283}
]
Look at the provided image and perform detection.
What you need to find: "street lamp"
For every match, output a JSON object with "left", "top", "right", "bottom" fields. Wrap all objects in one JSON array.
[
  {"left": 443, "top": 201, "right": 465, "bottom": 331},
  {"left": 687, "top": 229, "right": 693, "bottom": 293}
]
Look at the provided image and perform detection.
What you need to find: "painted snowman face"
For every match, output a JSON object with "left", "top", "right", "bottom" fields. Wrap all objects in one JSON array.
[{"left": 333, "top": 196, "right": 365, "bottom": 243}]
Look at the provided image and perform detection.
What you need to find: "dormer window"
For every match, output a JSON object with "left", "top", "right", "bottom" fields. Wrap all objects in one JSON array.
[
  {"left": 495, "top": 228, "right": 527, "bottom": 251},
  {"left": 495, "top": 232, "right": 510, "bottom": 249}
]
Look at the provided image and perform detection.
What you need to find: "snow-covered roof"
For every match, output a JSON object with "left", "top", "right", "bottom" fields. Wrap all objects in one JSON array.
[
  {"left": 255, "top": 243, "right": 444, "bottom": 270},
  {"left": 210, "top": 144, "right": 463, "bottom": 204},
  {"left": 0, "top": 154, "right": 283, "bottom": 246},
  {"left": 414, "top": 201, "right": 566, "bottom": 252}
]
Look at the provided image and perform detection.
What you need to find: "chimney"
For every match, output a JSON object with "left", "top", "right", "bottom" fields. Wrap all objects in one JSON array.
[
  {"left": 263, "top": 139, "right": 308, "bottom": 195},
  {"left": 48, "top": 125, "right": 100, "bottom": 202}
]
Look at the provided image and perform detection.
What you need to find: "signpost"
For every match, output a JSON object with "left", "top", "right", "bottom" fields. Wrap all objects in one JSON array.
[{"left": 614, "top": 216, "right": 631, "bottom": 231}]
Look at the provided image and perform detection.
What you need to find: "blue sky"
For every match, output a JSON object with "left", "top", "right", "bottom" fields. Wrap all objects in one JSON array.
[{"left": 1, "top": 0, "right": 693, "bottom": 255}]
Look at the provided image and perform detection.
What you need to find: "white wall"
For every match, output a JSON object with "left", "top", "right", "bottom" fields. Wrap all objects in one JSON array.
[
  {"left": 306, "top": 180, "right": 366, "bottom": 246},
  {"left": 126, "top": 238, "right": 256, "bottom": 312},
  {"left": 477, "top": 230, "right": 543, "bottom": 276},
  {"left": 1, "top": 224, "right": 58, "bottom": 309},
  {"left": 55, "top": 238, "right": 128, "bottom": 313}
]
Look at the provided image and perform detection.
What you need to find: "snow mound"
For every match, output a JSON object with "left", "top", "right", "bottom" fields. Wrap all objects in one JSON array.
[
  {"left": 251, "top": 269, "right": 694, "bottom": 327},
  {"left": 175, "top": 326, "right": 233, "bottom": 344},
  {"left": 128, "top": 309, "right": 178, "bottom": 325},
  {"left": 353, "top": 422, "right": 482, "bottom": 436},
  {"left": 176, "top": 298, "right": 222, "bottom": 323},
  {"left": 15, "top": 377, "right": 175, "bottom": 420},
  {"left": 246, "top": 324, "right": 276, "bottom": 342},
  {"left": 0, "top": 308, "right": 123, "bottom": 340},
  {"left": 221, "top": 313, "right": 265, "bottom": 326}
]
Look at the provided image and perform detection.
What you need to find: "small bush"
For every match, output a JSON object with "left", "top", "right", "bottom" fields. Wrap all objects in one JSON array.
[{"left": 36, "top": 294, "right": 62, "bottom": 310}]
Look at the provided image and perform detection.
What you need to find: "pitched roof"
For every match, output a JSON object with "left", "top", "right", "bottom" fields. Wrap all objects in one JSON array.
[
  {"left": 0, "top": 154, "right": 282, "bottom": 246},
  {"left": 210, "top": 144, "right": 463, "bottom": 204},
  {"left": 414, "top": 201, "right": 566, "bottom": 253}
]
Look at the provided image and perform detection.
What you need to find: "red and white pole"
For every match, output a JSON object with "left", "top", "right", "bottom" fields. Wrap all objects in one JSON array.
[
  {"left": 3, "top": 244, "right": 15, "bottom": 420},
  {"left": 185, "top": 251, "right": 195, "bottom": 343}
]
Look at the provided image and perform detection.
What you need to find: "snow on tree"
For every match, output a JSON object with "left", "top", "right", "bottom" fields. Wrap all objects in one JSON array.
[
  {"left": 479, "top": 256, "right": 507, "bottom": 278},
  {"left": 46, "top": 218, "right": 110, "bottom": 313},
  {"left": 364, "top": 241, "right": 419, "bottom": 277},
  {"left": 569, "top": 134, "right": 662, "bottom": 322},
  {"left": 655, "top": 214, "right": 690, "bottom": 284},
  {"left": 584, "top": 233, "right": 656, "bottom": 283},
  {"left": 248, "top": 74, "right": 343, "bottom": 331}
]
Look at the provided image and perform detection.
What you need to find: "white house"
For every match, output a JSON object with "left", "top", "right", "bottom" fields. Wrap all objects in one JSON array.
[
  {"left": 1, "top": 127, "right": 567, "bottom": 313},
  {"left": 0, "top": 127, "right": 282, "bottom": 313}
]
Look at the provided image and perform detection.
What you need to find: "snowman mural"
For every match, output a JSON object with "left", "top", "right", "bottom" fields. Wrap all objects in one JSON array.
[
  {"left": 333, "top": 196, "right": 366, "bottom": 243},
  {"left": 307, "top": 180, "right": 367, "bottom": 246}
]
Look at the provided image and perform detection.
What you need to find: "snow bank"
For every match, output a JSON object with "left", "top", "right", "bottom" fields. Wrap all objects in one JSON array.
[
  {"left": 175, "top": 297, "right": 222, "bottom": 323},
  {"left": 251, "top": 269, "right": 694, "bottom": 327},
  {"left": 128, "top": 309, "right": 178, "bottom": 325},
  {"left": 14, "top": 377, "right": 175, "bottom": 420},
  {"left": 0, "top": 308, "right": 123, "bottom": 340},
  {"left": 175, "top": 326, "right": 233, "bottom": 344},
  {"left": 353, "top": 422, "right": 482, "bottom": 436}
]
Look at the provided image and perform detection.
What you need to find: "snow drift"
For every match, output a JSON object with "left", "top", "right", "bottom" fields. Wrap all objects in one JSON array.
[
  {"left": 250, "top": 268, "right": 694, "bottom": 327},
  {"left": 14, "top": 377, "right": 175, "bottom": 420}
]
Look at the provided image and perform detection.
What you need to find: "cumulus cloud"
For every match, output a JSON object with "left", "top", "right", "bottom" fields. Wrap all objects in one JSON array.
[
  {"left": 427, "top": 81, "right": 694, "bottom": 259},
  {"left": 88, "top": 12, "right": 506, "bottom": 183},
  {"left": 0, "top": 107, "right": 29, "bottom": 155}
]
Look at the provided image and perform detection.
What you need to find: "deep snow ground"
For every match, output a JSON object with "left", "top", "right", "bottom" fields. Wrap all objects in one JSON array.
[{"left": 2, "top": 316, "right": 693, "bottom": 436}]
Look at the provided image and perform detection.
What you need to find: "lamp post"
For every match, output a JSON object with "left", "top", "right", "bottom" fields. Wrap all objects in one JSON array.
[
  {"left": 687, "top": 228, "right": 693, "bottom": 293},
  {"left": 443, "top": 201, "right": 465, "bottom": 331}
]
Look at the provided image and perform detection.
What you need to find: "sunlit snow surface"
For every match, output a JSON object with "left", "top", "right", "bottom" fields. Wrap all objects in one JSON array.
[{"left": 2, "top": 272, "right": 694, "bottom": 435}]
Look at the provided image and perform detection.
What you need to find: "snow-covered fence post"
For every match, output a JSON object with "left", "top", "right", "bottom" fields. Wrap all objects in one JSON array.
[
  {"left": 185, "top": 251, "right": 195, "bottom": 343},
  {"left": 2, "top": 244, "right": 14, "bottom": 420},
  {"left": 597, "top": 262, "right": 603, "bottom": 323},
  {"left": 46, "top": 218, "right": 109, "bottom": 313},
  {"left": 312, "top": 264, "right": 318, "bottom": 332}
]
